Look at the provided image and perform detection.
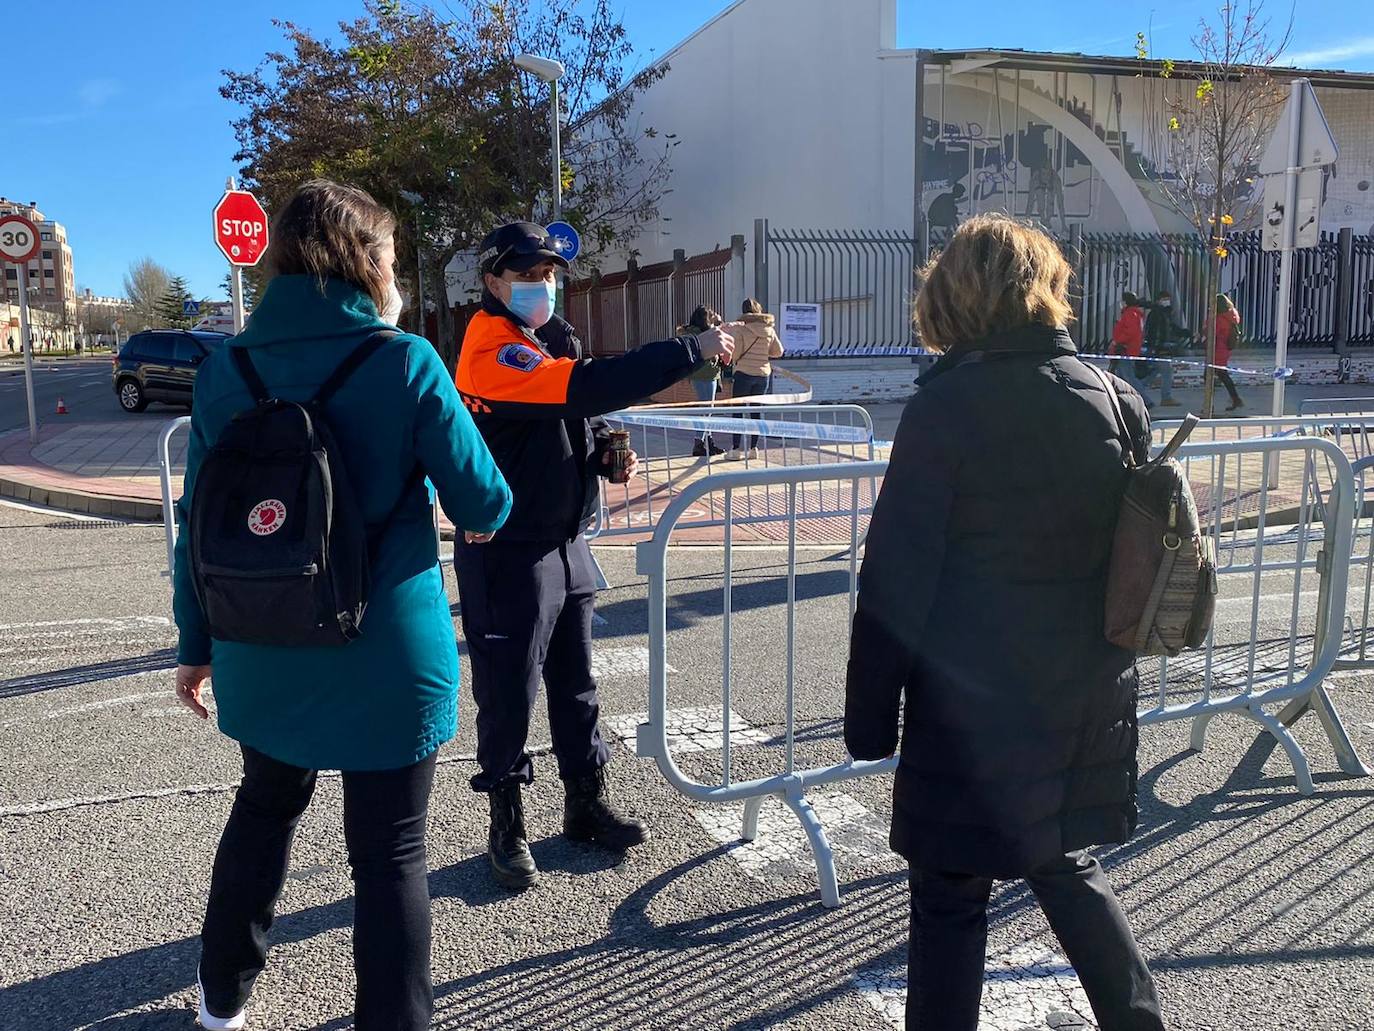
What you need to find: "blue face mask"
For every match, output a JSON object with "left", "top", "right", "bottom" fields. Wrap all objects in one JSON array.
[{"left": 507, "top": 279, "right": 556, "bottom": 329}]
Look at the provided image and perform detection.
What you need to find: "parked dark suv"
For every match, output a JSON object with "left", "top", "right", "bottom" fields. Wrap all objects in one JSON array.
[{"left": 111, "top": 330, "right": 230, "bottom": 413}]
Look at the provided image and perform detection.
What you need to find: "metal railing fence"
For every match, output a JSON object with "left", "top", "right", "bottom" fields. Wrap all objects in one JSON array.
[{"left": 635, "top": 437, "right": 1365, "bottom": 906}]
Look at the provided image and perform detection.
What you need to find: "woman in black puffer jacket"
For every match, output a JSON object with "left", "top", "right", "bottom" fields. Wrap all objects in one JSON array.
[{"left": 845, "top": 214, "right": 1165, "bottom": 1031}]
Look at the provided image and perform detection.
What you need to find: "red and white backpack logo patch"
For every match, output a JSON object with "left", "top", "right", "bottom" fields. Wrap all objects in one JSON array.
[{"left": 247, "top": 499, "right": 287, "bottom": 536}]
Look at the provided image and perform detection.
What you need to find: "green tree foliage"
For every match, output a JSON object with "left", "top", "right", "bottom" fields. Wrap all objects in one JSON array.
[
  {"left": 154, "top": 275, "right": 197, "bottom": 329},
  {"left": 220, "top": 0, "right": 673, "bottom": 366}
]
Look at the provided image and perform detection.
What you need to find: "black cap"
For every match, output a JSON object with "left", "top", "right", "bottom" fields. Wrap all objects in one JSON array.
[{"left": 478, "top": 221, "right": 570, "bottom": 276}]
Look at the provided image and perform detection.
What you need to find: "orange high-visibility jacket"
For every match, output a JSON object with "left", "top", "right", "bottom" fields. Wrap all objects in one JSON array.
[{"left": 453, "top": 303, "right": 702, "bottom": 540}]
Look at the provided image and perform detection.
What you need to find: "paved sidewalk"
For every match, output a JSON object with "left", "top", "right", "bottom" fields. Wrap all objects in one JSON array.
[{"left": 0, "top": 421, "right": 178, "bottom": 520}]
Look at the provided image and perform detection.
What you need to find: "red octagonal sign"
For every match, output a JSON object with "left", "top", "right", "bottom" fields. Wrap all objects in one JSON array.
[{"left": 214, "top": 190, "right": 269, "bottom": 267}]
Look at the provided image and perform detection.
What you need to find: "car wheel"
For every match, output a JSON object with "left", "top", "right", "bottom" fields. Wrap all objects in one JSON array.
[{"left": 118, "top": 378, "right": 148, "bottom": 413}]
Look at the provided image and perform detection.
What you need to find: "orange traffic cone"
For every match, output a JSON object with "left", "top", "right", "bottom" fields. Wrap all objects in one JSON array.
[{"left": 55, "top": 396, "right": 68, "bottom": 415}]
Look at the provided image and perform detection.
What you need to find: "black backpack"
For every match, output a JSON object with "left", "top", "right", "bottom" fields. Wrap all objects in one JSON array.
[{"left": 189, "top": 331, "right": 417, "bottom": 648}]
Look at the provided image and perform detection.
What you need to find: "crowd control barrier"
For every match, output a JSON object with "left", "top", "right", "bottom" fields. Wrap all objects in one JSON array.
[
  {"left": 1158, "top": 413, "right": 1374, "bottom": 677},
  {"left": 635, "top": 436, "right": 1366, "bottom": 907},
  {"left": 593, "top": 403, "right": 879, "bottom": 544}
]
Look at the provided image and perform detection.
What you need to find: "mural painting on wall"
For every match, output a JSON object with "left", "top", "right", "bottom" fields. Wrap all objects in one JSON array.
[{"left": 919, "top": 115, "right": 1099, "bottom": 243}]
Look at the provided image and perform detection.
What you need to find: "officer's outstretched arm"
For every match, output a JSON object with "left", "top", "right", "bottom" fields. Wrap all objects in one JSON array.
[{"left": 458, "top": 335, "right": 702, "bottom": 419}]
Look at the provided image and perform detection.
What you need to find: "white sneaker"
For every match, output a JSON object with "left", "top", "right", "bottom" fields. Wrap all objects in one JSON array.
[
  {"left": 199, "top": 971, "right": 247, "bottom": 1030},
  {"left": 746, "top": 447, "right": 760, "bottom": 461},
  {"left": 726, "top": 449, "right": 744, "bottom": 462}
]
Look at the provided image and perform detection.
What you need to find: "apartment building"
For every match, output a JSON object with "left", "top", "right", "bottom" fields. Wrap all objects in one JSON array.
[{"left": 0, "top": 196, "right": 77, "bottom": 345}]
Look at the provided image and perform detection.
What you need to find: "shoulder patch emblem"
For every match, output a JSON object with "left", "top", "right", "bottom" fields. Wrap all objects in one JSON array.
[{"left": 496, "top": 343, "right": 545, "bottom": 373}]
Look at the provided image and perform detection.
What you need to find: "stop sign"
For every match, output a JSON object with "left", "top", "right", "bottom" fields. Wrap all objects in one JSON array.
[{"left": 214, "top": 190, "right": 269, "bottom": 267}]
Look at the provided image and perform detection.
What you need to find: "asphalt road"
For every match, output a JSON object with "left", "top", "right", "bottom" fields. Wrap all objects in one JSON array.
[
  {"left": 0, "top": 357, "right": 191, "bottom": 435},
  {"left": 1, "top": 502, "right": 1372, "bottom": 1029}
]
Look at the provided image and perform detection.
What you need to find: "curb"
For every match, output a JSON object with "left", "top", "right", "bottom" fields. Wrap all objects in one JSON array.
[{"left": 0, "top": 474, "right": 162, "bottom": 522}]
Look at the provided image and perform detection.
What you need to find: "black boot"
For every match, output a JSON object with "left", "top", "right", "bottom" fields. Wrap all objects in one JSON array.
[
  {"left": 563, "top": 767, "right": 650, "bottom": 849},
  {"left": 487, "top": 783, "right": 538, "bottom": 890}
]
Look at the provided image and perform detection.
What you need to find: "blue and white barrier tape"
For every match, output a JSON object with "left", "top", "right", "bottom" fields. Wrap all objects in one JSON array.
[
  {"left": 608, "top": 412, "right": 873, "bottom": 444},
  {"left": 1085, "top": 353, "right": 1295, "bottom": 380}
]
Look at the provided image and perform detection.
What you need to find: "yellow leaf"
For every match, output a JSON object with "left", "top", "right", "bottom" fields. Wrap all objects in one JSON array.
[
  {"left": 1168, "top": 116, "right": 1181, "bottom": 131},
  {"left": 1221, "top": 214, "right": 1234, "bottom": 225},
  {"left": 1214, "top": 246, "right": 1229, "bottom": 259}
]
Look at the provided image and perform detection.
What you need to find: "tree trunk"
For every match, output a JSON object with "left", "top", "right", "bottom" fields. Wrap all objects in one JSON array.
[{"left": 1202, "top": 231, "right": 1222, "bottom": 419}]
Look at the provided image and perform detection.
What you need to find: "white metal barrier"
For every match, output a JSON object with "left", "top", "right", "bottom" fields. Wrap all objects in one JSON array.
[
  {"left": 1158, "top": 414, "right": 1374, "bottom": 673},
  {"left": 594, "top": 403, "right": 879, "bottom": 543},
  {"left": 157, "top": 416, "right": 191, "bottom": 581},
  {"left": 635, "top": 437, "right": 1366, "bottom": 907}
]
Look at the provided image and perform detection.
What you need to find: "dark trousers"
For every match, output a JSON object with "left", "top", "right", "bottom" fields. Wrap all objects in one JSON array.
[
  {"left": 200, "top": 745, "right": 437, "bottom": 1031},
  {"left": 454, "top": 535, "right": 611, "bottom": 793},
  {"left": 906, "top": 852, "right": 1164, "bottom": 1031},
  {"left": 1215, "top": 367, "right": 1243, "bottom": 405},
  {"left": 731, "top": 372, "right": 770, "bottom": 449}
]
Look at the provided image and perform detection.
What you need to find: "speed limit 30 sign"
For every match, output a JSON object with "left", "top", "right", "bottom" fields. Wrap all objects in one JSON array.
[{"left": 0, "top": 214, "right": 41, "bottom": 265}]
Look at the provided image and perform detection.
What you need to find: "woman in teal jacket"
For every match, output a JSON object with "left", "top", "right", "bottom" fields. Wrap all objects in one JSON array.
[{"left": 172, "top": 180, "right": 511, "bottom": 1031}]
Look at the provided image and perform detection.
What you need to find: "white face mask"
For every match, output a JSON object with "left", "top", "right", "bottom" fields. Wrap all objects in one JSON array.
[{"left": 381, "top": 279, "right": 404, "bottom": 324}]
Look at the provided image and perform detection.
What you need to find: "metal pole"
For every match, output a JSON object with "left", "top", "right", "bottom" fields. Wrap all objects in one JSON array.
[
  {"left": 912, "top": 50, "right": 929, "bottom": 266},
  {"left": 415, "top": 213, "right": 425, "bottom": 339},
  {"left": 1273, "top": 78, "right": 1304, "bottom": 420},
  {"left": 18, "top": 273, "right": 38, "bottom": 445},
  {"left": 550, "top": 77, "right": 563, "bottom": 222},
  {"left": 226, "top": 176, "right": 246, "bottom": 335},
  {"left": 230, "top": 266, "right": 246, "bottom": 335},
  {"left": 551, "top": 76, "right": 564, "bottom": 316}
]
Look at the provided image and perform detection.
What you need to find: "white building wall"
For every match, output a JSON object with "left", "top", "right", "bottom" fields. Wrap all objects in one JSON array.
[
  {"left": 619, "top": 0, "right": 1374, "bottom": 272},
  {"left": 624, "top": 0, "right": 915, "bottom": 281}
]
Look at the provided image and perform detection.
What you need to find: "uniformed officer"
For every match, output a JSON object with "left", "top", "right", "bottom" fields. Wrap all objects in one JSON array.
[{"left": 454, "top": 221, "right": 735, "bottom": 889}]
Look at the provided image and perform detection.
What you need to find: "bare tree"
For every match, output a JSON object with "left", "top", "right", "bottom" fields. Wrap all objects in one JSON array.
[
  {"left": 1141, "top": 1, "right": 1292, "bottom": 415},
  {"left": 123, "top": 257, "right": 173, "bottom": 330}
]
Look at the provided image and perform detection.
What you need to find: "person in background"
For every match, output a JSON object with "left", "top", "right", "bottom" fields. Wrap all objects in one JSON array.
[
  {"left": 679, "top": 304, "right": 726, "bottom": 457},
  {"left": 727, "top": 297, "right": 785, "bottom": 461},
  {"left": 845, "top": 214, "right": 1164, "bottom": 1031},
  {"left": 172, "top": 179, "right": 512, "bottom": 1031},
  {"left": 1108, "top": 290, "right": 1154, "bottom": 408},
  {"left": 453, "top": 221, "right": 735, "bottom": 891},
  {"left": 1143, "top": 289, "right": 1184, "bottom": 408},
  {"left": 1214, "top": 293, "right": 1245, "bottom": 411},
  {"left": 927, "top": 183, "right": 966, "bottom": 248}
]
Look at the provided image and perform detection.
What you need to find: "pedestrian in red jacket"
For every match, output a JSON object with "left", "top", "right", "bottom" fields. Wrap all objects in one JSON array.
[
  {"left": 1109, "top": 291, "right": 1154, "bottom": 406},
  {"left": 1213, "top": 293, "right": 1244, "bottom": 411}
]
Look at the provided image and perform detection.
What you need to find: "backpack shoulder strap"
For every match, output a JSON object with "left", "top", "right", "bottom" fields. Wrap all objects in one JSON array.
[
  {"left": 1082, "top": 360, "right": 1137, "bottom": 470},
  {"left": 232, "top": 346, "right": 270, "bottom": 403},
  {"left": 314, "top": 330, "right": 399, "bottom": 407}
]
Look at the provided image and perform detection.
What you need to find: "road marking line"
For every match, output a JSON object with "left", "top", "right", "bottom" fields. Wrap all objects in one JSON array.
[
  {"left": 857, "top": 944, "right": 1096, "bottom": 1030},
  {"left": 0, "top": 782, "right": 238, "bottom": 818},
  {"left": 40, "top": 691, "right": 169, "bottom": 720},
  {"left": 604, "top": 705, "right": 766, "bottom": 754},
  {"left": 0, "top": 617, "right": 171, "bottom": 632}
]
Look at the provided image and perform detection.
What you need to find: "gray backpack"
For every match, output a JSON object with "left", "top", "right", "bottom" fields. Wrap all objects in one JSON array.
[{"left": 1086, "top": 364, "right": 1218, "bottom": 656}]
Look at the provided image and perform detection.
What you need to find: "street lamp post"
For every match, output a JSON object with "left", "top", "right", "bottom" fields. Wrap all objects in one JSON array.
[{"left": 514, "top": 52, "right": 567, "bottom": 313}]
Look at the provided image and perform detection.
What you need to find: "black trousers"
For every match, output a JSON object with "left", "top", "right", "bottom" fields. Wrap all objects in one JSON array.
[
  {"left": 1215, "top": 367, "right": 1243, "bottom": 405},
  {"left": 731, "top": 372, "right": 770, "bottom": 449},
  {"left": 454, "top": 535, "right": 611, "bottom": 793},
  {"left": 200, "top": 745, "right": 437, "bottom": 1031},
  {"left": 906, "top": 852, "right": 1164, "bottom": 1031}
]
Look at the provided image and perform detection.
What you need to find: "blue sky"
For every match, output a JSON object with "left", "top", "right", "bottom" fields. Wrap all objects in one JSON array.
[{"left": 4, "top": 0, "right": 1370, "bottom": 299}]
